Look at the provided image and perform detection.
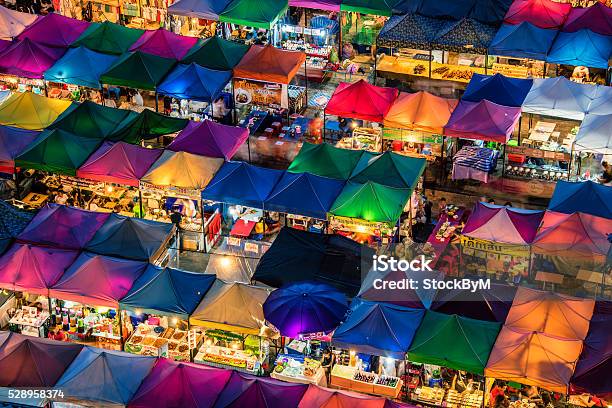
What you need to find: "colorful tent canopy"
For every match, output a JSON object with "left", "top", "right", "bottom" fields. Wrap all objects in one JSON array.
[
  {"left": 44, "top": 46, "right": 118, "bottom": 89},
  {"left": 383, "top": 91, "right": 457, "bottom": 133},
  {"left": 503, "top": 0, "right": 572, "bottom": 29},
  {"left": 56, "top": 347, "right": 156, "bottom": 406},
  {"left": 215, "top": 371, "right": 307, "bottom": 408},
  {"left": 189, "top": 280, "right": 273, "bottom": 335},
  {"left": 0, "top": 125, "right": 38, "bottom": 173},
  {"left": 181, "top": 36, "right": 249, "bottom": 70},
  {"left": 549, "top": 180, "right": 612, "bottom": 219},
  {"left": 574, "top": 113, "right": 612, "bottom": 155},
  {"left": 0, "top": 92, "right": 72, "bottom": 130},
  {"left": 289, "top": 0, "right": 341, "bottom": 12},
  {"left": 128, "top": 28, "right": 198, "bottom": 60},
  {"left": 298, "top": 385, "right": 395, "bottom": 408},
  {"left": 157, "top": 63, "right": 232, "bottom": 102},
  {"left": 76, "top": 141, "right": 162, "bottom": 187},
  {"left": 109, "top": 109, "right": 188, "bottom": 144},
  {"left": 521, "top": 76, "right": 597, "bottom": 121},
  {"left": 431, "top": 18, "right": 497, "bottom": 54},
  {"left": 325, "top": 80, "right": 398, "bottom": 123},
  {"left": 444, "top": 99, "right": 521, "bottom": 143},
  {"left": 49, "top": 252, "right": 147, "bottom": 308},
  {"left": 220, "top": 0, "right": 288, "bottom": 29},
  {"left": 0, "top": 199, "right": 33, "bottom": 254},
  {"left": 341, "top": 0, "right": 412, "bottom": 16},
  {"left": 332, "top": 299, "right": 425, "bottom": 359},
  {"left": 168, "top": 0, "right": 232, "bottom": 20},
  {"left": 377, "top": 13, "right": 444, "bottom": 49},
  {"left": 72, "top": 21, "right": 144, "bottom": 55},
  {"left": 100, "top": 51, "right": 176, "bottom": 91},
  {"left": 462, "top": 73, "right": 533, "bottom": 107},
  {"left": 463, "top": 202, "right": 544, "bottom": 244},
  {"left": 0, "top": 6, "right": 37, "bottom": 40},
  {"left": 0, "top": 243, "right": 78, "bottom": 295},
  {"left": 120, "top": 265, "right": 215, "bottom": 317},
  {"left": 418, "top": 0, "right": 513, "bottom": 24},
  {"left": 264, "top": 171, "right": 345, "bottom": 219},
  {"left": 168, "top": 120, "right": 248, "bottom": 160},
  {"left": 0, "top": 38, "right": 65, "bottom": 79},
  {"left": 489, "top": 22, "right": 557, "bottom": 60},
  {"left": 233, "top": 45, "right": 305, "bottom": 84},
  {"left": 547, "top": 29, "right": 612, "bottom": 69},
  {"left": 287, "top": 142, "right": 364, "bottom": 180},
  {"left": 85, "top": 213, "right": 174, "bottom": 261},
  {"left": 140, "top": 150, "right": 223, "bottom": 191},
  {"left": 563, "top": 2, "right": 612, "bottom": 36},
  {"left": 349, "top": 151, "right": 426, "bottom": 190},
  {"left": 17, "top": 13, "right": 89, "bottom": 48}
]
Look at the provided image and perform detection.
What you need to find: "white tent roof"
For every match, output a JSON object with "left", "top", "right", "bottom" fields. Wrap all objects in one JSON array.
[
  {"left": 522, "top": 77, "right": 597, "bottom": 121},
  {"left": 574, "top": 113, "right": 612, "bottom": 154},
  {"left": 0, "top": 6, "right": 37, "bottom": 40}
]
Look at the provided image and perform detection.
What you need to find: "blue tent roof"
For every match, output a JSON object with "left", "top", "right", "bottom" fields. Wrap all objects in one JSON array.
[
  {"left": 417, "top": 0, "right": 512, "bottom": 24},
  {"left": 332, "top": 299, "right": 425, "bottom": 359},
  {"left": 120, "top": 265, "right": 215, "bottom": 316},
  {"left": 264, "top": 172, "right": 345, "bottom": 220},
  {"left": 432, "top": 18, "right": 498, "bottom": 54},
  {"left": 168, "top": 0, "right": 231, "bottom": 19},
  {"left": 489, "top": 22, "right": 557, "bottom": 60},
  {"left": 462, "top": 73, "right": 533, "bottom": 107},
  {"left": 157, "top": 63, "right": 232, "bottom": 102},
  {"left": 85, "top": 213, "right": 174, "bottom": 261},
  {"left": 0, "top": 201, "right": 33, "bottom": 255},
  {"left": 547, "top": 29, "right": 612, "bottom": 69},
  {"left": 549, "top": 180, "right": 612, "bottom": 219},
  {"left": 378, "top": 13, "right": 444, "bottom": 49},
  {"left": 522, "top": 76, "right": 597, "bottom": 121},
  {"left": 202, "top": 161, "right": 284, "bottom": 209},
  {"left": 44, "top": 46, "right": 118, "bottom": 89}
]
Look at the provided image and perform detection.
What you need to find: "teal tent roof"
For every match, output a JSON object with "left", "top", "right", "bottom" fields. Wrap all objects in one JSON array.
[{"left": 44, "top": 46, "right": 118, "bottom": 89}]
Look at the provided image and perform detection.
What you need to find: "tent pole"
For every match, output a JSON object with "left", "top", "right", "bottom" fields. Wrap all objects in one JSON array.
[
  {"left": 304, "top": 59, "right": 308, "bottom": 110},
  {"left": 201, "top": 197, "right": 207, "bottom": 253},
  {"left": 567, "top": 143, "right": 574, "bottom": 180},
  {"left": 155, "top": 91, "right": 159, "bottom": 112},
  {"left": 138, "top": 190, "right": 144, "bottom": 219},
  {"left": 501, "top": 144, "right": 507, "bottom": 177},
  {"left": 231, "top": 81, "right": 237, "bottom": 126},
  {"left": 323, "top": 111, "right": 327, "bottom": 143},
  {"left": 373, "top": 38, "right": 378, "bottom": 84},
  {"left": 43, "top": 81, "right": 48, "bottom": 97},
  {"left": 118, "top": 309, "right": 125, "bottom": 351},
  {"left": 517, "top": 115, "right": 522, "bottom": 145},
  {"left": 484, "top": 52, "right": 488, "bottom": 75},
  {"left": 428, "top": 49, "right": 432, "bottom": 79}
]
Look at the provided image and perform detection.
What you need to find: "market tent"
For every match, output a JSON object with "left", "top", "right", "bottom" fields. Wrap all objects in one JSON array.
[
  {"left": 120, "top": 265, "right": 215, "bottom": 317},
  {"left": 340, "top": 0, "right": 412, "bottom": 16},
  {"left": 573, "top": 113, "right": 612, "bottom": 155},
  {"left": 129, "top": 359, "right": 231, "bottom": 408},
  {"left": 547, "top": 29, "right": 612, "bottom": 69},
  {"left": 586, "top": 84, "right": 612, "bottom": 116},
  {"left": 430, "top": 283, "right": 518, "bottom": 322},
  {"left": 289, "top": 0, "right": 340, "bottom": 12},
  {"left": 157, "top": 63, "right": 232, "bottom": 102},
  {"left": 485, "top": 325, "right": 583, "bottom": 393},
  {"left": 503, "top": 0, "right": 572, "bottom": 29},
  {"left": 489, "top": 22, "right": 557, "bottom": 60},
  {"left": 263, "top": 171, "right": 345, "bottom": 220},
  {"left": 431, "top": 18, "right": 497, "bottom": 54},
  {"left": 287, "top": 142, "right": 364, "bottom": 180},
  {"left": 0, "top": 200, "right": 33, "bottom": 254},
  {"left": 0, "top": 333, "right": 83, "bottom": 387},
  {"left": 77, "top": 141, "right": 162, "bottom": 186},
  {"left": 0, "top": 243, "right": 78, "bottom": 295},
  {"left": 462, "top": 73, "right": 533, "bottom": 107},
  {"left": 181, "top": 36, "right": 249, "bottom": 71},
  {"left": 349, "top": 151, "right": 426, "bottom": 190},
  {"left": 168, "top": 0, "right": 232, "bottom": 20},
  {"left": 332, "top": 299, "right": 425, "bottom": 359},
  {"left": 377, "top": 13, "right": 444, "bottom": 49},
  {"left": 0, "top": 5, "right": 37, "bottom": 40},
  {"left": 407, "top": 311, "right": 501, "bottom": 375},
  {"left": 522, "top": 76, "right": 597, "bottom": 121},
  {"left": 563, "top": 2, "right": 612, "bottom": 36},
  {"left": 0, "top": 38, "right": 65, "bottom": 79},
  {"left": 219, "top": 0, "right": 288, "bottom": 29},
  {"left": 298, "top": 385, "right": 393, "bottom": 408},
  {"left": 0, "top": 92, "right": 71, "bottom": 130},
  {"left": 108, "top": 108, "right": 189, "bottom": 144},
  {"left": 325, "top": 80, "right": 398, "bottom": 123},
  {"left": 56, "top": 347, "right": 156, "bottom": 406},
  {"left": 204, "top": 253, "right": 258, "bottom": 283},
  {"left": 17, "top": 13, "right": 89, "bottom": 48},
  {"left": 44, "top": 46, "right": 118, "bottom": 89},
  {"left": 233, "top": 45, "right": 305, "bottom": 85},
  {"left": 189, "top": 280, "right": 273, "bottom": 335},
  {"left": 462, "top": 202, "right": 544, "bottom": 244},
  {"left": 168, "top": 120, "right": 247, "bottom": 160},
  {"left": 140, "top": 150, "right": 223, "bottom": 191},
  {"left": 99, "top": 51, "right": 176, "bottom": 91},
  {"left": 49, "top": 252, "right": 148, "bottom": 308},
  {"left": 417, "top": 0, "right": 512, "bottom": 23},
  {"left": 383, "top": 91, "right": 458, "bottom": 133},
  {"left": 85, "top": 213, "right": 174, "bottom": 261},
  {"left": 549, "top": 180, "right": 612, "bottom": 219},
  {"left": 128, "top": 28, "right": 197, "bottom": 60},
  {"left": 0, "top": 125, "right": 38, "bottom": 173},
  {"left": 71, "top": 21, "right": 144, "bottom": 55},
  {"left": 214, "top": 371, "right": 307, "bottom": 408},
  {"left": 444, "top": 99, "right": 521, "bottom": 143}
]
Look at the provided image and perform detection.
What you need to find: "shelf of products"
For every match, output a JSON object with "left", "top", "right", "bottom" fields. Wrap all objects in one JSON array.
[
  {"left": 9, "top": 307, "right": 49, "bottom": 338},
  {"left": 271, "top": 355, "right": 325, "bottom": 385},
  {"left": 505, "top": 145, "right": 570, "bottom": 182},
  {"left": 125, "top": 324, "right": 193, "bottom": 360},
  {"left": 414, "top": 386, "right": 446, "bottom": 406},
  {"left": 336, "top": 127, "right": 381, "bottom": 152},
  {"left": 383, "top": 130, "right": 444, "bottom": 162},
  {"left": 446, "top": 389, "right": 484, "bottom": 408},
  {"left": 377, "top": 55, "right": 485, "bottom": 83},
  {"left": 331, "top": 365, "right": 402, "bottom": 398},
  {"left": 195, "top": 345, "right": 259, "bottom": 373}
]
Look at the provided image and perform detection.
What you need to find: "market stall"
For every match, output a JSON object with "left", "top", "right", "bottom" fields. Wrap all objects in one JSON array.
[
  {"left": 17, "top": 13, "right": 90, "bottom": 48},
  {"left": 167, "top": 0, "right": 227, "bottom": 37},
  {"left": 462, "top": 73, "right": 532, "bottom": 107},
  {"left": 287, "top": 142, "right": 364, "bottom": 180},
  {"left": 43, "top": 46, "right": 119, "bottom": 91},
  {"left": 110, "top": 109, "right": 189, "bottom": 144},
  {"left": 181, "top": 36, "right": 249, "bottom": 71},
  {"left": 213, "top": 371, "right": 307, "bottom": 407},
  {"left": 71, "top": 21, "right": 145, "bottom": 55},
  {"left": 0, "top": 38, "right": 66, "bottom": 81},
  {"left": 548, "top": 180, "right": 612, "bottom": 219},
  {"left": 128, "top": 28, "right": 198, "bottom": 60},
  {"left": 167, "top": 120, "right": 248, "bottom": 160},
  {"left": 0, "top": 92, "right": 72, "bottom": 131}
]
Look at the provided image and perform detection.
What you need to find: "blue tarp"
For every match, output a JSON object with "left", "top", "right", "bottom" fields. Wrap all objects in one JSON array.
[
  {"left": 120, "top": 265, "right": 215, "bottom": 317},
  {"left": 377, "top": 13, "right": 444, "bottom": 49},
  {"left": 462, "top": 73, "right": 533, "bottom": 107},
  {"left": 489, "top": 22, "right": 557, "bottom": 60},
  {"left": 332, "top": 298, "right": 425, "bottom": 359},
  {"left": 417, "top": 0, "right": 512, "bottom": 24},
  {"left": 0, "top": 201, "right": 33, "bottom": 255},
  {"left": 264, "top": 172, "right": 345, "bottom": 220},
  {"left": 549, "top": 180, "right": 612, "bottom": 219},
  {"left": 522, "top": 76, "right": 597, "bottom": 121},
  {"left": 44, "top": 46, "right": 118, "bottom": 89},
  {"left": 202, "top": 161, "right": 284, "bottom": 209},
  {"left": 547, "top": 29, "right": 612, "bottom": 69},
  {"left": 157, "top": 63, "right": 232, "bottom": 102},
  {"left": 432, "top": 18, "right": 497, "bottom": 54},
  {"left": 168, "top": 0, "right": 231, "bottom": 19}
]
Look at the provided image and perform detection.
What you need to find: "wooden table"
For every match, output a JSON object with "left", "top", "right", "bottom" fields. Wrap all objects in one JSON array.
[
  {"left": 21, "top": 193, "right": 48, "bottom": 207},
  {"left": 535, "top": 271, "right": 564, "bottom": 290}
]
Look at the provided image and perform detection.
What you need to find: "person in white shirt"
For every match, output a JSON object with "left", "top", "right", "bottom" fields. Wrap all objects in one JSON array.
[{"left": 132, "top": 91, "right": 144, "bottom": 107}]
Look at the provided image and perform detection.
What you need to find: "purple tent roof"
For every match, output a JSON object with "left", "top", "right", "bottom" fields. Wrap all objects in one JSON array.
[
  {"left": 168, "top": 120, "right": 248, "bottom": 160},
  {"left": 289, "top": 0, "right": 341, "bottom": 11},
  {"left": 0, "top": 39, "right": 10, "bottom": 53},
  {"left": 0, "top": 125, "right": 38, "bottom": 173},
  {"left": 130, "top": 359, "right": 231, "bottom": 408},
  {"left": 563, "top": 2, "right": 612, "bottom": 36},
  {"left": 129, "top": 29, "right": 198, "bottom": 60},
  {"left": 17, "top": 13, "right": 89, "bottom": 48},
  {"left": 0, "top": 38, "right": 65, "bottom": 78},
  {"left": 463, "top": 202, "right": 544, "bottom": 244},
  {"left": 444, "top": 99, "right": 521, "bottom": 143}
]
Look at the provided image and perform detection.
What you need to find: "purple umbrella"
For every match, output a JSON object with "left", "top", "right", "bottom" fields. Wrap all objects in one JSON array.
[{"left": 263, "top": 281, "right": 348, "bottom": 338}]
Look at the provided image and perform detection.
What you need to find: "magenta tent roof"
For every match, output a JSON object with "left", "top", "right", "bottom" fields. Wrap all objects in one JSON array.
[
  {"left": 0, "top": 38, "right": 65, "bottom": 79},
  {"left": 563, "top": 2, "right": 612, "bottom": 36},
  {"left": 289, "top": 0, "right": 341, "bottom": 11},
  {"left": 128, "top": 28, "right": 198, "bottom": 60},
  {"left": 325, "top": 79, "right": 399, "bottom": 123},
  {"left": 77, "top": 141, "right": 163, "bottom": 187},
  {"left": 167, "top": 120, "right": 248, "bottom": 160},
  {"left": 444, "top": 99, "right": 521, "bottom": 143},
  {"left": 463, "top": 202, "right": 544, "bottom": 244},
  {"left": 504, "top": 0, "right": 572, "bottom": 29},
  {"left": 17, "top": 13, "right": 89, "bottom": 48}
]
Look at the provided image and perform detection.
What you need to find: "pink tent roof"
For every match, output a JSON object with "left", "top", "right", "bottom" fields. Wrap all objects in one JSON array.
[
  {"left": 444, "top": 100, "right": 521, "bottom": 143},
  {"left": 76, "top": 141, "right": 163, "bottom": 187},
  {"left": 504, "top": 0, "right": 572, "bottom": 29},
  {"left": 325, "top": 79, "right": 399, "bottom": 123},
  {"left": 167, "top": 120, "right": 248, "bottom": 160},
  {"left": 463, "top": 202, "right": 544, "bottom": 244},
  {"left": 128, "top": 29, "right": 198, "bottom": 60},
  {"left": 0, "top": 6, "right": 37, "bottom": 40},
  {"left": 0, "top": 243, "right": 78, "bottom": 295},
  {"left": 0, "top": 38, "right": 65, "bottom": 79},
  {"left": 563, "top": 2, "right": 612, "bottom": 36},
  {"left": 17, "top": 13, "right": 89, "bottom": 48},
  {"left": 298, "top": 384, "right": 390, "bottom": 408},
  {"left": 49, "top": 252, "right": 147, "bottom": 308}
]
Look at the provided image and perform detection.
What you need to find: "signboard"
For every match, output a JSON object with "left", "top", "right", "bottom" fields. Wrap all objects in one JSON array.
[
  {"left": 506, "top": 145, "right": 570, "bottom": 162},
  {"left": 233, "top": 78, "right": 283, "bottom": 109},
  {"left": 460, "top": 235, "right": 529, "bottom": 257}
]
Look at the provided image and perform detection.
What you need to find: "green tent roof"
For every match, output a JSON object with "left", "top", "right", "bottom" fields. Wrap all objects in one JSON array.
[
  {"left": 349, "top": 151, "right": 426, "bottom": 190},
  {"left": 329, "top": 181, "right": 411, "bottom": 224},
  {"left": 181, "top": 36, "right": 249, "bottom": 71},
  {"left": 100, "top": 51, "right": 176, "bottom": 91},
  {"left": 15, "top": 129, "right": 101, "bottom": 176},
  {"left": 407, "top": 311, "right": 501, "bottom": 375},
  {"left": 72, "top": 22, "right": 145, "bottom": 55},
  {"left": 340, "top": 0, "right": 398, "bottom": 16},
  {"left": 219, "top": 0, "right": 288, "bottom": 29},
  {"left": 109, "top": 109, "right": 189, "bottom": 144},
  {"left": 288, "top": 142, "right": 364, "bottom": 180}
]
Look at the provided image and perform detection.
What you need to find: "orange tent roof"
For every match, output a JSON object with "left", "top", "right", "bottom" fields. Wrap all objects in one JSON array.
[
  {"left": 384, "top": 91, "right": 458, "bottom": 133},
  {"left": 233, "top": 45, "right": 305, "bottom": 84}
]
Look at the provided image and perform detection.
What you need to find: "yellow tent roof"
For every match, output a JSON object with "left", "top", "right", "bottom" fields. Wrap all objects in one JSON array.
[
  {"left": 140, "top": 150, "right": 223, "bottom": 191},
  {"left": 0, "top": 92, "right": 72, "bottom": 130},
  {"left": 383, "top": 91, "right": 457, "bottom": 134}
]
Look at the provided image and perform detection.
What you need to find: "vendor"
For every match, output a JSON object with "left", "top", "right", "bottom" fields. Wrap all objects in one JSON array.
[
  {"left": 598, "top": 161, "right": 612, "bottom": 184},
  {"left": 490, "top": 381, "right": 508, "bottom": 408}
]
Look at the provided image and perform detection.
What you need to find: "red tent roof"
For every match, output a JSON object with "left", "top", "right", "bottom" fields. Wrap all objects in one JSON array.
[
  {"left": 233, "top": 45, "right": 306, "bottom": 84},
  {"left": 325, "top": 79, "right": 399, "bottom": 123},
  {"left": 504, "top": 0, "right": 572, "bottom": 29}
]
